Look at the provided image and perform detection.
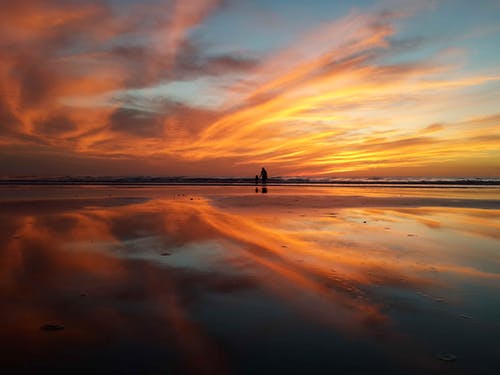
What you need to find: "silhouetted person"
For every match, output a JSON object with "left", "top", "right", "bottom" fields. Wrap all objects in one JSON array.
[
  {"left": 255, "top": 175, "right": 259, "bottom": 185},
  {"left": 260, "top": 167, "right": 268, "bottom": 184}
]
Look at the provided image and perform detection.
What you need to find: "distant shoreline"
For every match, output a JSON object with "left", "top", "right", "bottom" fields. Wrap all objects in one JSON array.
[{"left": 1, "top": 177, "right": 499, "bottom": 187}]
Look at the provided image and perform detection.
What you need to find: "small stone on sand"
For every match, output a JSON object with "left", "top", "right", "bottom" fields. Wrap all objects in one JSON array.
[
  {"left": 40, "top": 324, "right": 65, "bottom": 332},
  {"left": 160, "top": 252, "right": 171, "bottom": 256},
  {"left": 437, "top": 353, "right": 457, "bottom": 362}
]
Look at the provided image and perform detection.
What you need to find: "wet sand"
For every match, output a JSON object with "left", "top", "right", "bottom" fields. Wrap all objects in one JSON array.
[{"left": 1, "top": 185, "right": 499, "bottom": 374}]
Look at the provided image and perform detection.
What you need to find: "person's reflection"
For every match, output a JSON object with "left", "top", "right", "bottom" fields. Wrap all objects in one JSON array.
[
  {"left": 255, "top": 187, "right": 259, "bottom": 193},
  {"left": 261, "top": 187, "right": 268, "bottom": 194}
]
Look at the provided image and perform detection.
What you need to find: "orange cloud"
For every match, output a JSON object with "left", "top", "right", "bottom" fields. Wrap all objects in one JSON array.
[{"left": 0, "top": 2, "right": 499, "bottom": 176}]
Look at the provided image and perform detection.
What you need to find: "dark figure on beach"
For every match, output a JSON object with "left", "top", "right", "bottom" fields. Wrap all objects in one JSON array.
[
  {"left": 255, "top": 175, "right": 259, "bottom": 185},
  {"left": 260, "top": 167, "right": 268, "bottom": 184}
]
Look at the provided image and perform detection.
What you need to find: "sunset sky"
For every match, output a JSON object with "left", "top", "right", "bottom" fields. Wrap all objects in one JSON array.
[{"left": 0, "top": 0, "right": 499, "bottom": 177}]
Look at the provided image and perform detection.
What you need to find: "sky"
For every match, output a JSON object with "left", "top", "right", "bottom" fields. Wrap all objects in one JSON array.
[{"left": 0, "top": 0, "right": 499, "bottom": 177}]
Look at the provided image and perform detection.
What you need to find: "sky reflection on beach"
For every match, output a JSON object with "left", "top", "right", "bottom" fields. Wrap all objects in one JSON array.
[{"left": 1, "top": 186, "right": 499, "bottom": 374}]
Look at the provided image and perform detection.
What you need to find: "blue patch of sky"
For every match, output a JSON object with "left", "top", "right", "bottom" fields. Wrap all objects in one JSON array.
[
  {"left": 192, "top": 0, "right": 376, "bottom": 56},
  {"left": 125, "top": 78, "right": 228, "bottom": 109},
  {"left": 384, "top": 0, "right": 500, "bottom": 72}
]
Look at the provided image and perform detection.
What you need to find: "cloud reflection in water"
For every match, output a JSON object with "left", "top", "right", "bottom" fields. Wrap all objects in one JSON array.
[{"left": 1, "top": 190, "right": 500, "bottom": 373}]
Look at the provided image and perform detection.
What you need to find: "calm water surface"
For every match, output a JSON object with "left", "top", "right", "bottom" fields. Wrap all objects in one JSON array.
[{"left": 1, "top": 186, "right": 499, "bottom": 374}]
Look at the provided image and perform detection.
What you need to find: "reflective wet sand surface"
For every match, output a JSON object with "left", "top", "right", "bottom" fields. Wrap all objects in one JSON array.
[{"left": 1, "top": 186, "right": 499, "bottom": 374}]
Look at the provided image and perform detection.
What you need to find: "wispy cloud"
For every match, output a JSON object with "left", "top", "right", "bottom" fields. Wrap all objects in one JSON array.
[{"left": 0, "top": 0, "right": 499, "bottom": 176}]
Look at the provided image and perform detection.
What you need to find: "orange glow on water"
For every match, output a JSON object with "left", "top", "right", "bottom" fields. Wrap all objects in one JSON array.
[{"left": 1, "top": 186, "right": 500, "bottom": 372}]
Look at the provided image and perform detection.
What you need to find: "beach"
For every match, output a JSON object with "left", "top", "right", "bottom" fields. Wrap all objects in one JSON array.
[{"left": 1, "top": 185, "right": 499, "bottom": 374}]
